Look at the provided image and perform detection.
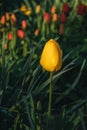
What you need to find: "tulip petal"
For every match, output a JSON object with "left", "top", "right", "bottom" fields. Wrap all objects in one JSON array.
[{"left": 40, "top": 39, "right": 62, "bottom": 72}]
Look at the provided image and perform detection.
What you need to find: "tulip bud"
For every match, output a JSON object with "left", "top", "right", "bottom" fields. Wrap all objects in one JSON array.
[
  {"left": 60, "top": 13, "right": 67, "bottom": 23},
  {"left": 4, "top": 43, "right": 8, "bottom": 50},
  {"left": 40, "top": 39, "right": 62, "bottom": 72},
  {"left": 20, "top": 5, "right": 27, "bottom": 12},
  {"left": 21, "top": 20, "right": 27, "bottom": 29},
  {"left": 77, "top": 3, "right": 86, "bottom": 15},
  {"left": 43, "top": 12, "right": 51, "bottom": 23},
  {"left": 51, "top": 5, "right": 56, "bottom": 14},
  {"left": 36, "top": 5, "right": 41, "bottom": 14},
  {"left": 52, "top": 13, "right": 58, "bottom": 22},
  {"left": 59, "top": 23, "right": 64, "bottom": 35},
  {"left": 24, "top": 9, "right": 32, "bottom": 16},
  {"left": 5, "top": 12, "right": 10, "bottom": 21},
  {"left": 10, "top": 13, "right": 17, "bottom": 23},
  {"left": 17, "top": 29, "right": 25, "bottom": 39},
  {"left": 0, "top": 15, "right": 5, "bottom": 25},
  {"left": 62, "top": 3, "right": 69, "bottom": 14},
  {"left": 34, "top": 28, "right": 40, "bottom": 36},
  {"left": 8, "top": 32, "right": 13, "bottom": 40}
]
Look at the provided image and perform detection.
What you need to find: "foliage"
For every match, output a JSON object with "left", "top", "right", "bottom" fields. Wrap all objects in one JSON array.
[{"left": 0, "top": 0, "right": 87, "bottom": 130}]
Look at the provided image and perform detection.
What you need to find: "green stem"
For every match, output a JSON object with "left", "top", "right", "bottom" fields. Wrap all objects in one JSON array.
[
  {"left": 48, "top": 72, "right": 53, "bottom": 118},
  {"left": 46, "top": 72, "right": 53, "bottom": 130}
]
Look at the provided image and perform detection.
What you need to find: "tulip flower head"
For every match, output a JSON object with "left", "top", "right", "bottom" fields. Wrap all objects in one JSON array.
[
  {"left": 52, "top": 13, "right": 58, "bottom": 22},
  {"left": 36, "top": 5, "right": 41, "bottom": 14},
  {"left": 34, "top": 28, "right": 40, "bottom": 36},
  {"left": 77, "top": 3, "right": 86, "bottom": 15},
  {"left": 10, "top": 13, "right": 17, "bottom": 24},
  {"left": 5, "top": 12, "right": 10, "bottom": 21},
  {"left": 60, "top": 13, "right": 67, "bottom": 23},
  {"left": 51, "top": 6, "right": 56, "bottom": 14},
  {"left": 17, "top": 29, "right": 25, "bottom": 39},
  {"left": 62, "top": 3, "right": 70, "bottom": 14},
  {"left": 20, "top": 5, "right": 27, "bottom": 12},
  {"left": 8, "top": 32, "right": 13, "bottom": 40},
  {"left": 21, "top": 20, "right": 27, "bottom": 29},
  {"left": 40, "top": 39, "right": 62, "bottom": 72},
  {"left": 43, "top": 12, "right": 51, "bottom": 23},
  {"left": 4, "top": 43, "right": 8, "bottom": 50},
  {"left": 24, "top": 9, "right": 32, "bottom": 16},
  {"left": 0, "top": 15, "right": 5, "bottom": 25}
]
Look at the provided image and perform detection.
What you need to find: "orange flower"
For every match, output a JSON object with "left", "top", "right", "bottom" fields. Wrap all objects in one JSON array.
[
  {"left": 10, "top": 13, "right": 17, "bottom": 23},
  {"left": 36, "top": 5, "right": 41, "bottom": 14},
  {"left": 51, "top": 5, "right": 56, "bottom": 14},
  {"left": 5, "top": 12, "right": 10, "bottom": 21},
  {"left": 52, "top": 13, "right": 58, "bottom": 22},
  {"left": 34, "top": 28, "right": 40, "bottom": 36},
  {"left": 21, "top": 20, "right": 27, "bottom": 29},
  {"left": 17, "top": 29, "right": 25, "bottom": 39},
  {"left": 0, "top": 15, "right": 5, "bottom": 25}
]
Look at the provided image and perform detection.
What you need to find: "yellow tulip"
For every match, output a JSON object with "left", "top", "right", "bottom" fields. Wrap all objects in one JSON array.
[
  {"left": 20, "top": 5, "right": 27, "bottom": 12},
  {"left": 40, "top": 39, "right": 62, "bottom": 72},
  {"left": 24, "top": 9, "right": 32, "bottom": 16},
  {"left": 36, "top": 5, "right": 41, "bottom": 14}
]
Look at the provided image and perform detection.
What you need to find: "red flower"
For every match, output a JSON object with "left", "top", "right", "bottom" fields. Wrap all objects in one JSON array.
[
  {"left": 77, "top": 3, "right": 86, "bottom": 15},
  {"left": 62, "top": 3, "right": 69, "bottom": 14},
  {"left": 8, "top": 32, "right": 13, "bottom": 40},
  {"left": 17, "top": 29, "right": 25, "bottom": 39},
  {"left": 21, "top": 20, "right": 27, "bottom": 29},
  {"left": 60, "top": 13, "right": 67, "bottom": 23},
  {"left": 43, "top": 12, "right": 51, "bottom": 23}
]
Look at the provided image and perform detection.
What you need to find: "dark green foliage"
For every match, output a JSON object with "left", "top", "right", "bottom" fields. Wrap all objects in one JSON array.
[{"left": 0, "top": 0, "right": 87, "bottom": 130}]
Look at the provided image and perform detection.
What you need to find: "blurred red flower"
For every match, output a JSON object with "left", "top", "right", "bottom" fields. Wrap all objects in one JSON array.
[
  {"left": 60, "top": 13, "right": 67, "bottom": 23},
  {"left": 77, "top": 3, "right": 86, "bottom": 15},
  {"left": 43, "top": 12, "right": 51, "bottom": 23},
  {"left": 62, "top": 3, "right": 69, "bottom": 14},
  {"left": 8, "top": 32, "right": 13, "bottom": 40},
  {"left": 17, "top": 29, "right": 25, "bottom": 39}
]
